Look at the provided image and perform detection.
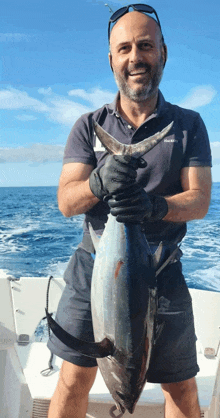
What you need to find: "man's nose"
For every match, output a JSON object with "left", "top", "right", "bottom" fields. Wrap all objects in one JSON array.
[{"left": 129, "top": 45, "right": 143, "bottom": 63}]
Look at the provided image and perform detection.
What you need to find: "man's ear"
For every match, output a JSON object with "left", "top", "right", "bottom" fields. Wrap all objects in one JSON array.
[
  {"left": 162, "top": 44, "right": 168, "bottom": 68},
  {"left": 108, "top": 52, "right": 113, "bottom": 72}
]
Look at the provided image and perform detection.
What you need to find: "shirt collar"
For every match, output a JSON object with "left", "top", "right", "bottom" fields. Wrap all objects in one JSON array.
[
  {"left": 107, "top": 90, "right": 167, "bottom": 119},
  {"left": 155, "top": 90, "right": 167, "bottom": 117},
  {"left": 107, "top": 92, "right": 120, "bottom": 114}
]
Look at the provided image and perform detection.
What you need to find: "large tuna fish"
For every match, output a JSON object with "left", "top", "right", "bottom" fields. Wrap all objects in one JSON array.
[{"left": 46, "top": 121, "right": 173, "bottom": 415}]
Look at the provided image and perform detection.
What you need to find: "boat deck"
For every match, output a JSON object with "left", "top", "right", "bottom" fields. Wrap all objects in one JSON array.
[{"left": 14, "top": 340, "right": 220, "bottom": 417}]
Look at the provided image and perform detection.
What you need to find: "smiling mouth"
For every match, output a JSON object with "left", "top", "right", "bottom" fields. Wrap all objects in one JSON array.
[{"left": 129, "top": 71, "right": 147, "bottom": 77}]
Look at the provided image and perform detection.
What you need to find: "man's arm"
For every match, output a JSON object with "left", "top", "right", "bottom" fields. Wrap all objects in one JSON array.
[
  {"left": 164, "top": 166, "right": 212, "bottom": 222},
  {"left": 58, "top": 162, "right": 99, "bottom": 218},
  {"left": 58, "top": 155, "right": 140, "bottom": 217}
]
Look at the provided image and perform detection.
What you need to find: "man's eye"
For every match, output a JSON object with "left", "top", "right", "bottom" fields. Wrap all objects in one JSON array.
[
  {"left": 119, "top": 46, "right": 128, "bottom": 52},
  {"left": 140, "top": 43, "right": 152, "bottom": 50}
]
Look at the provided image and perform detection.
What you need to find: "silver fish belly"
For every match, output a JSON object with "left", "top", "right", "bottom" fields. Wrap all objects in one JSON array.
[{"left": 91, "top": 214, "right": 157, "bottom": 414}]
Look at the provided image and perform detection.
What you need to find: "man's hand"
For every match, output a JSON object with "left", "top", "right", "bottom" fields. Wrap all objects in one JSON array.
[
  {"left": 108, "top": 189, "right": 168, "bottom": 223},
  {"left": 89, "top": 155, "right": 142, "bottom": 200}
]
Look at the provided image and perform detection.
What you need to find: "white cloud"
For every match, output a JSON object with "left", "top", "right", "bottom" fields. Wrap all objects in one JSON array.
[
  {"left": 48, "top": 97, "right": 92, "bottom": 126},
  {"left": 0, "top": 88, "right": 48, "bottom": 111},
  {"left": 178, "top": 85, "right": 217, "bottom": 110},
  {"left": 16, "top": 114, "right": 37, "bottom": 121},
  {"left": 0, "top": 144, "right": 64, "bottom": 163},
  {"left": 0, "top": 86, "right": 116, "bottom": 127},
  {"left": 68, "top": 87, "right": 115, "bottom": 108},
  {"left": 0, "top": 33, "right": 31, "bottom": 42},
  {"left": 38, "top": 87, "right": 53, "bottom": 95}
]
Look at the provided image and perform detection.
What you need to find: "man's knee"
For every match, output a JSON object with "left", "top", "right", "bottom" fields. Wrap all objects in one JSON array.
[
  {"left": 161, "top": 377, "right": 198, "bottom": 402},
  {"left": 57, "top": 361, "right": 98, "bottom": 399}
]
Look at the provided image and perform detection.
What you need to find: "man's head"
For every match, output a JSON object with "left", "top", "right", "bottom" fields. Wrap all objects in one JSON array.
[{"left": 108, "top": 7, "right": 167, "bottom": 103}]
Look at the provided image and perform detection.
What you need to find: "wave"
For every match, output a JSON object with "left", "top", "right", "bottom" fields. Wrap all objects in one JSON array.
[
  {"left": 186, "top": 263, "right": 220, "bottom": 292},
  {"left": 0, "top": 269, "right": 11, "bottom": 278},
  {"left": 0, "top": 223, "right": 39, "bottom": 254},
  {"left": 45, "top": 260, "right": 69, "bottom": 278}
]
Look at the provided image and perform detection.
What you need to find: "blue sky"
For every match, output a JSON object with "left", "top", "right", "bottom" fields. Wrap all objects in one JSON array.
[{"left": 0, "top": 0, "right": 220, "bottom": 187}]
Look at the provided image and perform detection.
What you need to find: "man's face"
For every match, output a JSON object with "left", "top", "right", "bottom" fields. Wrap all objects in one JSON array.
[{"left": 109, "top": 11, "right": 166, "bottom": 103}]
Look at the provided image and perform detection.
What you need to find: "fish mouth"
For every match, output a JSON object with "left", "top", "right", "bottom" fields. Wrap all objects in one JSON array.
[{"left": 115, "top": 391, "right": 138, "bottom": 414}]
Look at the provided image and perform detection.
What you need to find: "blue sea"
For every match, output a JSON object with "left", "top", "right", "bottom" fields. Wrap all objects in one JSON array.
[{"left": 0, "top": 184, "right": 220, "bottom": 292}]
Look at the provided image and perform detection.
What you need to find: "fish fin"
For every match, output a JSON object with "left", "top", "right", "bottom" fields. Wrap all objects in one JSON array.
[
  {"left": 45, "top": 309, "right": 114, "bottom": 358},
  {"left": 152, "top": 241, "right": 163, "bottom": 269},
  {"left": 130, "top": 122, "right": 173, "bottom": 157},
  {"left": 94, "top": 122, "right": 126, "bottom": 155},
  {"left": 88, "top": 223, "right": 100, "bottom": 252},
  {"left": 156, "top": 246, "right": 180, "bottom": 277},
  {"left": 94, "top": 121, "right": 173, "bottom": 157}
]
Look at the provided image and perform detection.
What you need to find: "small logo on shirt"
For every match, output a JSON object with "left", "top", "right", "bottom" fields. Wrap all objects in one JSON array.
[
  {"left": 93, "top": 134, "right": 105, "bottom": 152},
  {"left": 164, "top": 138, "right": 178, "bottom": 143}
]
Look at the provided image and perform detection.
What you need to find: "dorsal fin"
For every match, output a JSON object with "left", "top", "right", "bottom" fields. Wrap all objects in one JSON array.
[
  {"left": 152, "top": 241, "right": 163, "bottom": 270},
  {"left": 45, "top": 309, "right": 114, "bottom": 358},
  {"left": 156, "top": 246, "right": 180, "bottom": 277},
  {"left": 94, "top": 121, "right": 173, "bottom": 157},
  {"left": 89, "top": 223, "right": 100, "bottom": 252}
]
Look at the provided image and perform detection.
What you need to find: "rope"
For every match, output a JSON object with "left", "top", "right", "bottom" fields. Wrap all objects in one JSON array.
[
  {"left": 109, "top": 405, "right": 124, "bottom": 417},
  {"left": 40, "top": 275, "right": 55, "bottom": 376}
]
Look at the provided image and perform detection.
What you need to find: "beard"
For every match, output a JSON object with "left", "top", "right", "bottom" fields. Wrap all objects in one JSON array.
[{"left": 113, "top": 57, "right": 164, "bottom": 103}]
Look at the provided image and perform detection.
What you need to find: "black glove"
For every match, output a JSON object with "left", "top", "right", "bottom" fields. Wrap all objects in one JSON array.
[
  {"left": 108, "top": 189, "right": 168, "bottom": 223},
  {"left": 89, "top": 155, "right": 144, "bottom": 200}
]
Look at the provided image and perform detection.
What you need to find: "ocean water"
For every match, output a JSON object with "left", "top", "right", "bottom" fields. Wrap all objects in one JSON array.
[{"left": 0, "top": 184, "right": 220, "bottom": 292}]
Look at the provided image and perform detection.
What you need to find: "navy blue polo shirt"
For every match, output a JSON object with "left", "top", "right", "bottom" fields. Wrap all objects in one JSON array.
[{"left": 63, "top": 90, "right": 212, "bottom": 244}]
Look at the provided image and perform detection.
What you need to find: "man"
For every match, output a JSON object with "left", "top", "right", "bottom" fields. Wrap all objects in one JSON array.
[{"left": 48, "top": 5, "right": 212, "bottom": 418}]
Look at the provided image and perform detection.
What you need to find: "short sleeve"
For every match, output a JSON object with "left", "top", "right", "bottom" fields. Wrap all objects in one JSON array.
[
  {"left": 63, "top": 114, "right": 96, "bottom": 166},
  {"left": 182, "top": 114, "right": 212, "bottom": 168}
]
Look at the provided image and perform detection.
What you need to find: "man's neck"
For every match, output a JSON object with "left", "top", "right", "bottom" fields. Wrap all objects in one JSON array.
[{"left": 117, "top": 91, "right": 158, "bottom": 129}]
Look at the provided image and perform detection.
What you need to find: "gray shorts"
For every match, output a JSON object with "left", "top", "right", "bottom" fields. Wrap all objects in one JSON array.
[{"left": 47, "top": 247, "right": 199, "bottom": 384}]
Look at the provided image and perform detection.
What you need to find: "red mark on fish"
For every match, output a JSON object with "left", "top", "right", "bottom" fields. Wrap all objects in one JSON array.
[{"left": 114, "top": 260, "right": 124, "bottom": 280}]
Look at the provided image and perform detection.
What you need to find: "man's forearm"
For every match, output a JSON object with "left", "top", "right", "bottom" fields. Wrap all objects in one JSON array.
[
  {"left": 164, "top": 189, "right": 210, "bottom": 222},
  {"left": 58, "top": 179, "right": 99, "bottom": 217},
  {"left": 58, "top": 173, "right": 210, "bottom": 221}
]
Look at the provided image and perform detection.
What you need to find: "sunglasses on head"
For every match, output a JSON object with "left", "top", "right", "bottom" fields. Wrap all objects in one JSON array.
[{"left": 108, "top": 4, "right": 164, "bottom": 43}]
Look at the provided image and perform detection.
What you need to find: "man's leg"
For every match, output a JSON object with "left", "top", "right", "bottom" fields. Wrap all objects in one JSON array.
[
  {"left": 161, "top": 377, "right": 200, "bottom": 418},
  {"left": 48, "top": 361, "right": 98, "bottom": 418}
]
